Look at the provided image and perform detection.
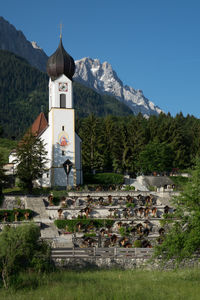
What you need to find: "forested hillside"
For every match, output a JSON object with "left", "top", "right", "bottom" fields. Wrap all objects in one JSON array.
[
  {"left": 77, "top": 113, "right": 200, "bottom": 173},
  {"left": 0, "top": 50, "right": 48, "bottom": 138},
  {"left": 0, "top": 50, "right": 132, "bottom": 138}
]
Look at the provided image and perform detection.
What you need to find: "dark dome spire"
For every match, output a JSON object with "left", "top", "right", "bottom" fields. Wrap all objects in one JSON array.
[{"left": 46, "top": 38, "right": 75, "bottom": 81}]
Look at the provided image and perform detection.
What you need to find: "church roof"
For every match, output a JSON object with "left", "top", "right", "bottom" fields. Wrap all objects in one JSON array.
[
  {"left": 31, "top": 112, "right": 48, "bottom": 137},
  {"left": 143, "top": 176, "right": 173, "bottom": 187},
  {"left": 46, "top": 38, "right": 75, "bottom": 81}
]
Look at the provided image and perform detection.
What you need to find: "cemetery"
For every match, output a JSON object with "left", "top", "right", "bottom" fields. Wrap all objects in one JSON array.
[{"left": 0, "top": 185, "right": 184, "bottom": 269}]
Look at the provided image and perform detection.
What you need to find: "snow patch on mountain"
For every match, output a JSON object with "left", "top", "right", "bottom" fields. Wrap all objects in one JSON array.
[
  {"left": 31, "top": 41, "right": 42, "bottom": 50},
  {"left": 74, "top": 57, "right": 162, "bottom": 116}
]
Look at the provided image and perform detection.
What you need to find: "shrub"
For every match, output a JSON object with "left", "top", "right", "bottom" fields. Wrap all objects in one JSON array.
[
  {"left": 126, "top": 203, "right": 135, "bottom": 208},
  {"left": 84, "top": 173, "right": 124, "bottom": 185},
  {"left": 134, "top": 240, "right": 142, "bottom": 248},
  {"left": 0, "top": 209, "right": 32, "bottom": 222},
  {"left": 119, "top": 227, "right": 127, "bottom": 237},
  {"left": 0, "top": 224, "right": 51, "bottom": 288},
  {"left": 124, "top": 185, "right": 135, "bottom": 191},
  {"left": 83, "top": 233, "right": 96, "bottom": 237},
  {"left": 54, "top": 219, "right": 114, "bottom": 232}
]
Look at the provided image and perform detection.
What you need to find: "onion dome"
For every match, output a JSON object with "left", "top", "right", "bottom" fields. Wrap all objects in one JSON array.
[{"left": 47, "top": 38, "right": 75, "bottom": 81}]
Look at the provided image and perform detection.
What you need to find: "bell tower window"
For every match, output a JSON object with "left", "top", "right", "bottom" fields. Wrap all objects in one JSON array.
[{"left": 60, "top": 94, "right": 66, "bottom": 108}]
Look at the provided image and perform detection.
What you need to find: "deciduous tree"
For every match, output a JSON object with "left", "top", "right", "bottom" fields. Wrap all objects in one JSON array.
[{"left": 155, "top": 158, "right": 200, "bottom": 262}]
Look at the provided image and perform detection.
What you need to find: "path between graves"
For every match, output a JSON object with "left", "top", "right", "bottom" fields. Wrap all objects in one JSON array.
[{"left": 25, "top": 197, "right": 59, "bottom": 239}]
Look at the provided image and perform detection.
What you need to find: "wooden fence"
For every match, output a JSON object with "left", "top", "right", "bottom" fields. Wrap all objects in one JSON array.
[{"left": 51, "top": 247, "right": 154, "bottom": 259}]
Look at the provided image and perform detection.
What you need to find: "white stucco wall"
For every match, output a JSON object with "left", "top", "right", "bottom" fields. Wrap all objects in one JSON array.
[
  {"left": 49, "top": 75, "right": 73, "bottom": 110},
  {"left": 49, "top": 108, "right": 75, "bottom": 186}
]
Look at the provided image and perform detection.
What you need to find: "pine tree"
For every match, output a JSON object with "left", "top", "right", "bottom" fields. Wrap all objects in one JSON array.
[
  {"left": 0, "top": 152, "right": 5, "bottom": 195},
  {"left": 15, "top": 131, "right": 47, "bottom": 192}
]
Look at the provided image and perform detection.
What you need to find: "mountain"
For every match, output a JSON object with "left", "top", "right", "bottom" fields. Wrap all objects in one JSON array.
[
  {"left": 0, "top": 16, "right": 162, "bottom": 117},
  {"left": 74, "top": 57, "right": 162, "bottom": 117},
  {"left": 0, "top": 17, "right": 48, "bottom": 71},
  {"left": 0, "top": 50, "right": 132, "bottom": 138}
]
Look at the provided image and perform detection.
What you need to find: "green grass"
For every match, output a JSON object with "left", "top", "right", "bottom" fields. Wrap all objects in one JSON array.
[
  {"left": 3, "top": 187, "right": 68, "bottom": 198},
  {"left": 0, "top": 268, "right": 200, "bottom": 300}
]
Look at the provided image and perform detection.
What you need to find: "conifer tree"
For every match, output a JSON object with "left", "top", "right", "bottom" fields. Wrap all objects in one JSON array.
[
  {"left": 15, "top": 131, "right": 47, "bottom": 192},
  {"left": 0, "top": 152, "right": 5, "bottom": 195}
]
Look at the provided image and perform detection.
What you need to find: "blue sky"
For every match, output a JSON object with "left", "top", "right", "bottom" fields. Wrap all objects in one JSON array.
[{"left": 1, "top": 0, "right": 200, "bottom": 117}]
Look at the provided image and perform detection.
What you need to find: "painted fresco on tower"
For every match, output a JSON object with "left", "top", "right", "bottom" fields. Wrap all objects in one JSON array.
[{"left": 57, "top": 131, "right": 70, "bottom": 149}]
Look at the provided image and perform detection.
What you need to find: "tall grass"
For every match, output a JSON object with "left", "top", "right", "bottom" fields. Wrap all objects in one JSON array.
[{"left": 0, "top": 268, "right": 199, "bottom": 300}]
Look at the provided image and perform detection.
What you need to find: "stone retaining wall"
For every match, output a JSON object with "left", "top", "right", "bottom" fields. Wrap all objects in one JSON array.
[
  {"left": 1, "top": 195, "right": 26, "bottom": 209},
  {"left": 53, "top": 256, "right": 200, "bottom": 270}
]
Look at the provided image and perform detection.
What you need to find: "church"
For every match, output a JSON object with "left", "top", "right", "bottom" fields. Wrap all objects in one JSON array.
[{"left": 9, "top": 36, "right": 83, "bottom": 188}]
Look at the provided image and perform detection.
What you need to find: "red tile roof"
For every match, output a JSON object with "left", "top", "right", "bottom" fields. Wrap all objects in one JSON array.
[{"left": 31, "top": 112, "right": 48, "bottom": 136}]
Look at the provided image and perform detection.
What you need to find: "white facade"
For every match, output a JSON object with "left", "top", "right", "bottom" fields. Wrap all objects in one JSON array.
[{"left": 39, "top": 74, "right": 82, "bottom": 187}]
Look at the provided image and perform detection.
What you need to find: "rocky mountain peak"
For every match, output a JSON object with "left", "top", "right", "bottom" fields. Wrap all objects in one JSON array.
[
  {"left": 74, "top": 57, "right": 162, "bottom": 116},
  {"left": 0, "top": 16, "right": 48, "bottom": 71}
]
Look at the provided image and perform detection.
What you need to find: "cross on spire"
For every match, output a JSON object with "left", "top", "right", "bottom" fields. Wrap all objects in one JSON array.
[{"left": 60, "top": 23, "right": 63, "bottom": 39}]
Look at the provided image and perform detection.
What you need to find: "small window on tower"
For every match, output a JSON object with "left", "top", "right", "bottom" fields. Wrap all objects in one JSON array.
[
  {"left": 60, "top": 94, "right": 66, "bottom": 108},
  {"left": 62, "top": 126, "right": 64, "bottom": 131},
  {"left": 46, "top": 173, "right": 49, "bottom": 178},
  {"left": 62, "top": 151, "right": 65, "bottom": 156}
]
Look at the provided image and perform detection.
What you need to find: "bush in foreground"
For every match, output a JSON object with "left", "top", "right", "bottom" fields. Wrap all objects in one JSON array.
[
  {"left": 155, "top": 158, "right": 200, "bottom": 262},
  {"left": 0, "top": 224, "right": 51, "bottom": 288}
]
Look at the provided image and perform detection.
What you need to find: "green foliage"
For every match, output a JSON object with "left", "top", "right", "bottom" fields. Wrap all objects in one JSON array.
[
  {"left": 126, "top": 203, "right": 136, "bottom": 208},
  {"left": 73, "top": 82, "right": 132, "bottom": 118},
  {"left": 0, "top": 209, "right": 32, "bottom": 222},
  {"left": 138, "top": 140, "right": 174, "bottom": 174},
  {"left": 119, "top": 227, "right": 128, "bottom": 237},
  {"left": 54, "top": 219, "right": 114, "bottom": 231},
  {"left": 170, "top": 176, "right": 189, "bottom": 190},
  {"left": 0, "top": 138, "right": 17, "bottom": 163},
  {"left": 134, "top": 240, "right": 142, "bottom": 248},
  {"left": 0, "top": 152, "right": 5, "bottom": 195},
  {"left": 154, "top": 158, "right": 200, "bottom": 262},
  {"left": 15, "top": 131, "right": 47, "bottom": 192},
  {"left": 77, "top": 112, "right": 200, "bottom": 175},
  {"left": 124, "top": 185, "right": 135, "bottom": 191},
  {"left": 84, "top": 172, "right": 124, "bottom": 184},
  {"left": 0, "top": 224, "right": 50, "bottom": 288},
  {"left": 83, "top": 233, "right": 97, "bottom": 237},
  {"left": 0, "top": 50, "right": 49, "bottom": 139}
]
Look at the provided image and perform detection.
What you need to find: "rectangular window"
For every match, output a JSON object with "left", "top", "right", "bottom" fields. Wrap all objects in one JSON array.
[
  {"left": 46, "top": 173, "right": 49, "bottom": 178},
  {"left": 62, "top": 126, "right": 64, "bottom": 131},
  {"left": 62, "top": 151, "right": 65, "bottom": 156}
]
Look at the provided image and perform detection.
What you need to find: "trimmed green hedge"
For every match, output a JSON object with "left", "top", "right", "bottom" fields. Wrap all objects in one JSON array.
[
  {"left": 54, "top": 219, "right": 115, "bottom": 232},
  {"left": 0, "top": 209, "right": 33, "bottom": 222},
  {"left": 84, "top": 173, "right": 124, "bottom": 185}
]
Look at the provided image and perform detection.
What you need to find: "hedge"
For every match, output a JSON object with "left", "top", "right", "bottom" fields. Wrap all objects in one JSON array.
[
  {"left": 0, "top": 209, "right": 33, "bottom": 222},
  {"left": 84, "top": 173, "right": 124, "bottom": 185},
  {"left": 54, "top": 219, "right": 115, "bottom": 232}
]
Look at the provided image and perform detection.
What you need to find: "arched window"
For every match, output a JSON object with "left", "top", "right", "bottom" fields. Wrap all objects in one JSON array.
[{"left": 60, "top": 94, "right": 66, "bottom": 108}]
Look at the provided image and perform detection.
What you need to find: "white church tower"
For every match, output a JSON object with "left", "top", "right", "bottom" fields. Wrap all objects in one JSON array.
[{"left": 39, "top": 36, "right": 82, "bottom": 187}]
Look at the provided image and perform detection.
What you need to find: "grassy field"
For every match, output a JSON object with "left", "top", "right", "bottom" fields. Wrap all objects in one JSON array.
[{"left": 0, "top": 268, "right": 199, "bottom": 300}]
